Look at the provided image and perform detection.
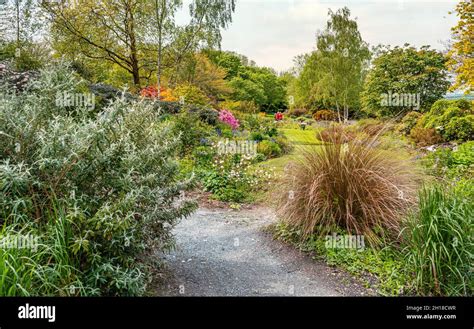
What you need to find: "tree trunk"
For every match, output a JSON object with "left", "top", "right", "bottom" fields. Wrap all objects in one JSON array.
[
  {"left": 131, "top": 61, "right": 140, "bottom": 87},
  {"left": 155, "top": 0, "right": 167, "bottom": 99},
  {"left": 157, "top": 36, "right": 162, "bottom": 97},
  {"left": 127, "top": 4, "right": 140, "bottom": 88}
]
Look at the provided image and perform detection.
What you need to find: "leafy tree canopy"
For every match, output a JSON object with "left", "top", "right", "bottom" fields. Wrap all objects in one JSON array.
[
  {"left": 290, "top": 7, "right": 370, "bottom": 120},
  {"left": 361, "top": 45, "right": 450, "bottom": 117},
  {"left": 447, "top": 0, "right": 473, "bottom": 93}
]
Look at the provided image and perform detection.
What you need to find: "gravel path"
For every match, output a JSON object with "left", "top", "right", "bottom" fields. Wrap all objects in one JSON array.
[{"left": 156, "top": 207, "right": 371, "bottom": 296}]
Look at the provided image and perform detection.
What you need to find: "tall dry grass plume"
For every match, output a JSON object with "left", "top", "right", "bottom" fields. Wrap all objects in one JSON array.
[{"left": 277, "top": 123, "right": 420, "bottom": 245}]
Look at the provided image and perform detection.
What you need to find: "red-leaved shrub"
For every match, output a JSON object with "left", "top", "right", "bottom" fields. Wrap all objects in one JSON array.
[{"left": 410, "top": 127, "right": 443, "bottom": 146}]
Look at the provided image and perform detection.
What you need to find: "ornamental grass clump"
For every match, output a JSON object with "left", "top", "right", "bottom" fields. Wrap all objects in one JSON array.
[
  {"left": 402, "top": 185, "right": 473, "bottom": 296},
  {"left": 277, "top": 129, "right": 419, "bottom": 245}
]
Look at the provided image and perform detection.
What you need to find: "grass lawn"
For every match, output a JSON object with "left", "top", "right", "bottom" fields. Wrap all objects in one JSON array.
[
  {"left": 254, "top": 126, "right": 323, "bottom": 174},
  {"left": 280, "top": 127, "right": 321, "bottom": 145}
]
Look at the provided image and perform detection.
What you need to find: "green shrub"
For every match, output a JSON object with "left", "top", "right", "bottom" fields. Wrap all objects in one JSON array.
[
  {"left": 423, "top": 148, "right": 454, "bottom": 176},
  {"left": 454, "top": 99, "right": 472, "bottom": 111},
  {"left": 440, "top": 107, "right": 463, "bottom": 125},
  {"left": 274, "top": 135, "right": 293, "bottom": 155},
  {"left": 219, "top": 100, "right": 258, "bottom": 114},
  {"left": 172, "top": 110, "right": 213, "bottom": 156},
  {"left": 453, "top": 141, "right": 474, "bottom": 166},
  {"left": 241, "top": 113, "right": 277, "bottom": 137},
  {"left": 418, "top": 99, "right": 473, "bottom": 142},
  {"left": 202, "top": 152, "right": 276, "bottom": 202},
  {"left": 264, "top": 125, "right": 278, "bottom": 137},
  {"left": 252, "top": 153, "right": 267, "bottom": 162},
  {"left": 0, "top": 42, "right": 46, "bottom": 71},
  {"left": 202, "top": 154, "right": 251, "bottom": 202},
  {"left": 250, "top": 131, "right": 264, "bottom": 142},
  {"left": 242, "top": 114, "right": 262, "bottom": 131},
  {"left": 257, "top": 140, "right": 281, "bottom": 158},
  {"left": 172, "top": 83, "right": 211, "bottom": 107},
  {"left": 445, "top": 115, "right": 474, "bottom": 142},
  {"left": 402, "top": 185, "right": 473, "bottom": 296},
  {"left": 429, "top": 99, "right": 452, "bottom": 116},
  {"left": 192, "top": 146, "right": 216, "bottom": 168},
  {"left": 218, "top": 125, "right": 234, "bottom": 138},
  {"left": 398, "top": 111, "right": 422, "bottom": 135},
  {"left": 203, "top": 170, "right": 248, "bottom": 202},
  {"left": 424, "top": 106, "right": 462, "bottom": 132}
]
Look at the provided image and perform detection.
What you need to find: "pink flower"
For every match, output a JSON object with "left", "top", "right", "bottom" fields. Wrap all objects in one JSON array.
[{"left": 218, "top": 109, "right": 240, "bottom": 130}]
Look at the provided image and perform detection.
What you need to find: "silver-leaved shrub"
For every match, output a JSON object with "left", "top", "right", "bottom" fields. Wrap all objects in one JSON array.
[{"left": 0, "top": 62, "right": 196, "bottom": 296}]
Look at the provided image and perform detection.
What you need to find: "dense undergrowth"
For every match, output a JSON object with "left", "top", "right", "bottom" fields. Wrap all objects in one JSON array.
[{"left": 0, "top": 63, "right": 196, "bottom": 295}]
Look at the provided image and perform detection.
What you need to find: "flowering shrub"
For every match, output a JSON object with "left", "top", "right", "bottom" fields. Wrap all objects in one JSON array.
[
  {"left": 218, "top": 109, "right": 240, "bottom": 130},
  {"left": 274, "top": 112, "right": 283, "bottom": 121},
  {"left": 203, "top": 152, "right": 276, "bottom": 202}
]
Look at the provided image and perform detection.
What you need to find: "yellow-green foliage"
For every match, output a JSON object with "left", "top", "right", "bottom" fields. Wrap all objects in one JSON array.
[{"left": 414, "top": 99, "right": 474, "bottom": 142}]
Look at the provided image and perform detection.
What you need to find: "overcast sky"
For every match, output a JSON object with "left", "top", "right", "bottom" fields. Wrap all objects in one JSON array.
[{"left": 180, "top": 0, "right": 459, "bottom": 72}]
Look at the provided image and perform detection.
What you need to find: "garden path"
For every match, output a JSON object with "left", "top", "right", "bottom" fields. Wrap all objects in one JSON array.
[{"left": 156, "top": 206, "right": 370, "bottom": 296}]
